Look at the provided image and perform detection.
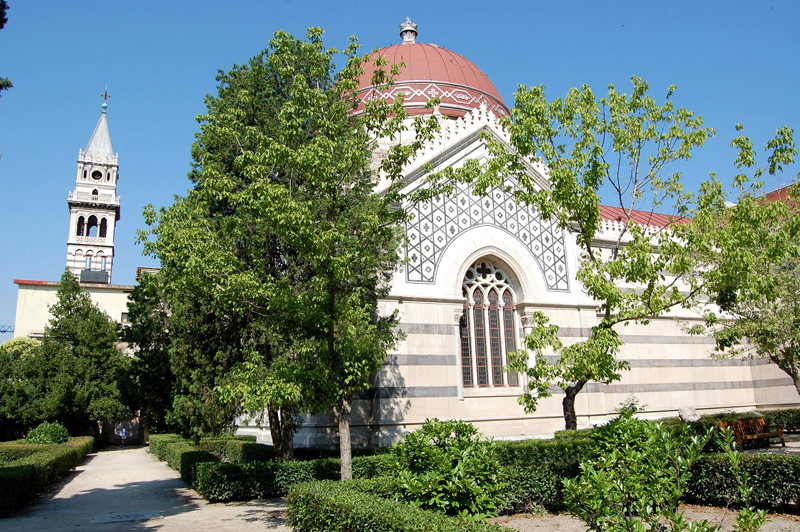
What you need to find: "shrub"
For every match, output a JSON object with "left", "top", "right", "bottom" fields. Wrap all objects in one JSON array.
[
  {"left": 687, "top": 452, "right": 800, "bottom": 509},
  {"left": 495, "top": 438, "right": 590, "bottom": 512},
  {"left": 0, "top": 437, "right": 93, "bottom": 516},
  {"left": 25, "top": 422, "right": 70, "bottom": 444},
  {"left": 148, "top": 433, "right": 184, "bottom": 461},
  {"left": 287, "top": 481, "right": 505, "bottom": 532},
  {"left": 563, "top": 415, "right": 712, "bottom": 531},
  {"left": 192, "top": 453, "right": 395, "bottom": 502},
  {"left": 762, "top": 408, "right": 800, "bottom": 433},
  {"left": 163, "top": 442, "right": 217, "bottom": 485},
  {"left": 224, "top": 439, "right": 274, "bottom": 463},
  {"left": 391, "top": 418, "right": 506, "bottom": 517}
]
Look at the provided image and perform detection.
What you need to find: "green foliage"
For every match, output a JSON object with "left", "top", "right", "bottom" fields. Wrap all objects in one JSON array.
[
  {"left": 391, "top": 419, "right": 506, "bottom": 517},
  {"left": 163, "top": 441, "right": 217, "bottom": 484},
  {"left": 119, "top": 272, "right": 176, "bottom": 434},
  {"left": 688, "top": 452, "right": 800, "bottom": 510},
  {"left": 420, "top": 77, "right": 713, "bottom": 430},
  {"left": 148, "top": 433, "right": 185, "bottom": 461},
  {"left": 191, "top": 453, "right": 390, "bottom": 502},
  {"left": 0, "top": 437, "right": 93, "bottom": 516},
  {"left": 563, "top": 408, "right": 714, "bottom": 532},
  {"left": 287, "top": 480, "right": 505, "bottom": 532},
  {"left": 0, "top": 337, "right": 43, "bottom": 436},
  {"left": 223, "top": 439, "right": 274, "bottom": 463},
  {"left": 25, "top": 421, "right": 70, "bottom": 444},
  {"left": 495, "top": 438, "right": 590, "bottom": 512},
  {"left": 761, "top": 408, "right": 800, "bottom": 433},
  {"left": 686, "top": 126, "right": 799, "bottom": 396},
  {"left": 40, "top": 270, "right": 129, "bottom": 434}
]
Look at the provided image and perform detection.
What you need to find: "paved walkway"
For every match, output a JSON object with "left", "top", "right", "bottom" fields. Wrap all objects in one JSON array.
[{"left": 5, "top": 446, "right": 292, "bottom": 531}]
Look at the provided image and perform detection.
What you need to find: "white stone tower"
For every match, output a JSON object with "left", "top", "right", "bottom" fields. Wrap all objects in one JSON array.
[{"left": 66, "top": 92, "right": 120, "bottom": 284}]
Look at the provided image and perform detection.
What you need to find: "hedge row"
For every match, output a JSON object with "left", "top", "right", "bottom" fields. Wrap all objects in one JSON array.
[
  {"left": 495, "top": 438, "right": 590, "bottom": 512},
  {"left": 762, "top": 408, "right": 800, "bottom": 433},
  {"left": 194, "top": 454, "right": 394, "bottom": 502},
  {"left": 149, "top": 434, "right": 270, "bottom": 464},
  {"left": 287, "top": 480, "right": 505, "bottom": 532},
  {"left": 688, "top": 453, "right": 800, "bottom": 508},
  {"left": 0, "top": 437, "right": 94, "bottom": 516}
]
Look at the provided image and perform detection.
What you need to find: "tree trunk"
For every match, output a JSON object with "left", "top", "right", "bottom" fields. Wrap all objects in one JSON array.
[
  {"left": 279, "top": 408, "right": 295, "bottom": 461},
  {"left": 562, "top": 380, "right": 586, "bottom": 431},
  {"left": 268, "top": 408, "right": 283, "bottom": 461},
  {"left": 335, "top": 400, "right": 353, "bottom": 480}
]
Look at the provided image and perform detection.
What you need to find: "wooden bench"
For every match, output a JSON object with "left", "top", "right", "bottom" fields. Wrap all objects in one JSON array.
[{"left": 718, "top": 418, "right": 785, "bottom": 450}]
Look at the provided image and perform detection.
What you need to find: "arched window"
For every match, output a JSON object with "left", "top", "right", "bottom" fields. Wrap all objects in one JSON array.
[
  {"left": 99, "top": 218, "right": 107, "bottom": 238},
  {"left": 76, "top": 216, "right": 85, "bottom": 236},
  {"left": 459, "top": 260, "right": 521, "bottom": 388},
  {"left": 85, "top": 253, "right": 93, "bottom": 270},
  {"left": 87, "top": 215, "right": 98, "bottom": 237},
  {"left": 92, "top": 189, "right": 99, "bottom": 196}
]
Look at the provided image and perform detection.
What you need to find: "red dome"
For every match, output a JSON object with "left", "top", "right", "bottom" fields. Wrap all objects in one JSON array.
[{"left": 355, "top": 41, "right": 509, "bottom": 119}]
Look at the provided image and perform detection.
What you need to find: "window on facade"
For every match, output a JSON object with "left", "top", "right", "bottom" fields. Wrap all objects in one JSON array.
[
  {"left": 459, "top": 260, "right": 521, "bottom": 388},
  {"left": 101, "top": 256, "right": 107, "bottom": 271},
  {"left": 85, "top": 254, "right": 93, "bottom": 270}
]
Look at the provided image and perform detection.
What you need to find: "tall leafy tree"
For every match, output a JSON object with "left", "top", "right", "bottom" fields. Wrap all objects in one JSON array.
[
  {"left": 119, "top": 272, "right": 176, "bottom": 434},
  {"left": 420, "top": 77, "right": 712, "bottom": 430},
  {"left": 141, "top": 28, "right": 436, "bottom": 472},
  {"left": 0, "top": 337, "right": 42, "bottom": 438},
  {"left": 39, "top": 269, "right": 129, "bottom": 436},
  {"left": 687, "top": 126, "right": 799, "bottom": 395},
  {"left": 0, "top": 1, "right": 12, "bottom": 98}
]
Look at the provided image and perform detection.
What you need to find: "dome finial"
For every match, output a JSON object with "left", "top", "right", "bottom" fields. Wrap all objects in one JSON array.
[
  {"left": 399, "top": 17, "right": 418, "bottom": 44},
  {"left": 100, "top": 85, "right": 111, "bottom": 114}
]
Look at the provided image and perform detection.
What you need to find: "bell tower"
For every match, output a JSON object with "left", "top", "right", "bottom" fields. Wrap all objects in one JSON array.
[{"left": 66, "top": 90, "right": 121, "bottom": 284}]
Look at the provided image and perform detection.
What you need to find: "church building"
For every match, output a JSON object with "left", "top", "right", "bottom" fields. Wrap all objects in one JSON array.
[
  {"left": 256, "top": 19, "right": 800, "bottom": 446},
  {"left": 12, "top": 21, "right": 798, "bottom": 445}
]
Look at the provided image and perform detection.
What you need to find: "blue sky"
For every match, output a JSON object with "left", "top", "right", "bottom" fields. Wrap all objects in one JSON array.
[{"left": 1, "top": 1, "right": 798, "bottom": 335}]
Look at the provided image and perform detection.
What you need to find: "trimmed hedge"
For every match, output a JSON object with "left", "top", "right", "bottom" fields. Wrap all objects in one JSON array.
[
  {"left": 762, "top": 408, "right": 800, "bottom": 433},
  {"left": 224, "top": 439, "right": 274, "bottom": 463},
  {"left": 688, "top": 453, "right": 800, "bottom": 509},
  {"left": 163, "top": 442, "right": 217, "bottom": 485},
  {"left": 148, "top": 434, "right": 185, "bottom": 461},
  {"left": 194, "top": 453, "right": 394, "bottom": 502},
  {"left": 495, "top": 438, "right": 590, "bottom": 512},
  {"left": 287, "top": 480, "right": 505, "bottom": 532},
  {"left": 0, "top": 436, "right": 94, "bottom": 516}
]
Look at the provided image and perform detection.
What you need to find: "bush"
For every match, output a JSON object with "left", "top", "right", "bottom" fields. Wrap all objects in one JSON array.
[
  {"left": 25, "top": 422, "right": 70, "bottom": 444},
  {"left": 148, "top": 433, "right": 185, "bottom": 461},
  {"left": 193, "top": 453, "right": 393, "bottom": 502},
  {"left": 688, "top": 452, "right": 800, "bottom": 509},
  {"left": 391, "top": 419, "right": 506, "bottom": 517},
  {"left": 287, "top": 481, "right": 505, "bottom": 532},
  {"left": 762, "top": 408, "right": 800, "bottom": 433},
  {"left": 0, "top": 437, "right": 94, "bottom": 516},
  {"left": 657, "top": 411, "right": 766, "bottom": 451},
  {"left": 224, "top": 439, "right": 274, "bottom": 463},
  {"left": 163, "top": 442, "right": 217, "bottom": 485}
]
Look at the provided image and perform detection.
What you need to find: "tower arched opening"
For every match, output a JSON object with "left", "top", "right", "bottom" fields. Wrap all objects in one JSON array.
[
  {"left": 76, "top": 216, "right": 85, "bottom": 236},
  {"left": 99, "top": 218, "right": 107, "bottom": 238},
  {"left": 87, "top": 215, "right": 98, "bottom": 237}
]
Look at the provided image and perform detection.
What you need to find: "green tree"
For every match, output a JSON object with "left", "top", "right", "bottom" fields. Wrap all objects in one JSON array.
[
  {"left": 141, "top": 28, "right": 436, "bottom": 474},
  {"left": 687, "top": 126, "right": 799, "bottom": 395},
  {"left": 39, "top": 269, "right": 129, "bottom": 437},
  {"left": 0, "top": 1, "right": 12, "bottom": 98},
  {"left": 119, "top": 271, "right": 176, "bottom": 434},
  {"left": 0, "top": 337, "right": 42, "bottom": 438},
  {"left": 421, "top": 77, "right": 711, "bottom": 430}
]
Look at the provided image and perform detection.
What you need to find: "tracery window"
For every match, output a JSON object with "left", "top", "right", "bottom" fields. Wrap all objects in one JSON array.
[{"left": 459, "top": 260, "right": 521, "bottom": 388}]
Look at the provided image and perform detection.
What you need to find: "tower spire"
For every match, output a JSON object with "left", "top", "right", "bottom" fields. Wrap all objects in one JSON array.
[{"left": 66, "top": 93, "right": 121, "bottom": 284}]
